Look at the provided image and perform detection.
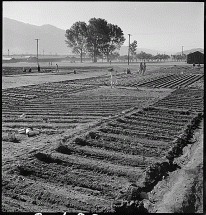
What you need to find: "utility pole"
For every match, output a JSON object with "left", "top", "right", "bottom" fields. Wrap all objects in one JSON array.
[
  {"left": 35, "top": 39, "right": 40, "bottom": 65},
  {"left": 128, "top": 34, "right": 131, "bottom": 66},
  {"left": 182, "top": 46, "right": 184, "bottom": 56}
]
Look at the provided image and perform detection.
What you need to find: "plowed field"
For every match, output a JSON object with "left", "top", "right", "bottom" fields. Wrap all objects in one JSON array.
[
  {"left": 2, "top": 82, "right": 170, "bottom": 135},
  {"left": 66, "top": 72, "right": 203, "bottom": 89},
  {"left": 153, "top": 88, "right": 204, "bottom": 112},
  {"left": 2, "top": 105, "right": 201, "bottom": 213},
  {"left": 2, "top": 64, "right": 204, "bottom": 213}
]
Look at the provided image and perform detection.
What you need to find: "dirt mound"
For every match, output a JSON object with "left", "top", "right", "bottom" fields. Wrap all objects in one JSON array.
[{"left": 34, "top": 152, "right": 63, "bottom": 164}]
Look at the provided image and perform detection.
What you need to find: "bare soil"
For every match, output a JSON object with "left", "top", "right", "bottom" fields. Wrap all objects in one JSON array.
[
  {"left": 149, "top": 121, "right": 203, "bottom": 213},
  {"left": 2, "top": 62, "right": 204, "bottom": 213}
]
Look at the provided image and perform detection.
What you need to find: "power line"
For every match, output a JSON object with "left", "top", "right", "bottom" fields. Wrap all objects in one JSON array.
[{"left": 35, "top": 39, "right": 40, "bottom": 65}]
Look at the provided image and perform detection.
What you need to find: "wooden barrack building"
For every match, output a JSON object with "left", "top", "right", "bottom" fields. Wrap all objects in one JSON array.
[{"left": 187, "top": 51, "right": 204, "bottom": 64}]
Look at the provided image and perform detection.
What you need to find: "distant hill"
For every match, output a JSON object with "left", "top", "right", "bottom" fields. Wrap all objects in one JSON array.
[
  {"left": 3, "top": 17, "right": 72, "bottom": 55},
  {"left": 175, "top": 48, "right": 204, "bottom": 55},
  {"left": 117, "top": 46, "right": 167, "bottom": 56}
]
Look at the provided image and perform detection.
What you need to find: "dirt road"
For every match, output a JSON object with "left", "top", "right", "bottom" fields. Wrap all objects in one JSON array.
[{"left": 2, "top": 70, "right": 110, "bottom": 89}]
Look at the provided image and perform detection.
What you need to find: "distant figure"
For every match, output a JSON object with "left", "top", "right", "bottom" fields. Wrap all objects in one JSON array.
[
  {"left": 74, "top": 70, "right": 76, "bottom": 74},
  {"left": 110, "top": 60, "right": 111, "bottom": 65},
  {"left": 143, "top": 61, "right": 146, "bottom": 75},
  {"left": 23, "top": 67, "right": 26, "bottom": 72},
  {"left": 56, "top": 63, "right": 59, "bottom": 72},
  {"left": 193, "top": 62, "right": 195, "bottom": 70},
  {"left": 37, "top": 64, "right": 40, "bottom": 72},
  {"left": 127, "top": 68, "right": 131, "bottom": 74},
  {"left": 29, "top": 67, "right": 32, "bottom": 73},
  {"left": 139, "top": 62, "right": 143, "bottom": 74},
  {"left": 109, "top": 68, "right": 117, "bottom": 88}
]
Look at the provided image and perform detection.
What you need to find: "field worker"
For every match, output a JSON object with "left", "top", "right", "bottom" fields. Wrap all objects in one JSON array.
[
  {"left": 37, "top": 64, "right": 40, "bottom": 72},
  {"left": 56, "top": 63, "right": 59, "bottom": 72},
  {"left": 139, "top": 62, "right": 143, "bottom": 74},
  {"left": 143, "top": 62, "right": 146, "bottom": 75},
  {"left": 29, "top": 67, "right": 32, "bottom": 72},
  {"left": 193, "top": 62, "right": 195, "bottom": 70},
  {"left": 109, "top": 68, "right": 117, "bottom": 88}
]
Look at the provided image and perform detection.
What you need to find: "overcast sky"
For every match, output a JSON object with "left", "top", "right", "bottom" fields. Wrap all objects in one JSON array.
[{"left": 3, "top": 1, "right": 204, "bottom": 53}]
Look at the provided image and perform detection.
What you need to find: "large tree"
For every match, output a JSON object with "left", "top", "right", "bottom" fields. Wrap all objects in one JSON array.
[
  {"left": 86, "top": 18, "right": 109, "bottom": 62},
  {"left": 65, "top": 21, "right": 87, "bottom": 63},
  {"left": 66, "top": 18, "right": 125, "bottom": 63},
  {"left": 86, "top": 18, "right": 125, "bottom": 62},
  {"left": 100, "top": 23, "right": 125, "bottom": 62}
]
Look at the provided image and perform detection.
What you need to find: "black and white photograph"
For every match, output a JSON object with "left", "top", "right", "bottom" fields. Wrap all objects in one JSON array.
[{"left": 2, "top": 1, "right": 204, "bottom": 213}]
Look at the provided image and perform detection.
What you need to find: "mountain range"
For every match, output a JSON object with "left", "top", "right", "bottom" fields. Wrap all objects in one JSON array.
[
  {"left": 3, "top": 17, "right": 204, "bottom": 56},
  {"left": 3, "top": 17, "right": 71, "bottom": 55}
]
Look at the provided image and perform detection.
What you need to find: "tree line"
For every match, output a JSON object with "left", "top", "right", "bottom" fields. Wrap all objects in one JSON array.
[
  {"left": 116, "top": 52, "right": 187, "bottom": 62},
  {"left": 65, "top": 18, "right": 187, "bottom": 63}
]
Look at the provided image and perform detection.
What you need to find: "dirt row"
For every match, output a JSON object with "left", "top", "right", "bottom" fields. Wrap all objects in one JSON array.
[{"left": 2, "top": 97, "right": 202, "bottom": 213}]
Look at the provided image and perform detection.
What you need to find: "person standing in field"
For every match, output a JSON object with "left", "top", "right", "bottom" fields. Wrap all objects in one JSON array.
[
  {"left": 193, "top": 62, "right": 195, "bottom": 70},
  {"left": 139, "top": 62, "right": 143, "bottom": 74},
  {"left": 143, "top": 61, "right": 146, "bottom": 75},
  {"left": 56, "top": 63, "right": 59, "bottom": 72},
  {"left": 37, "top": 64, "right": 40, "bottom": 72},
  {"left": 109, "top": 68, "right": 117, "bottom": 88}
]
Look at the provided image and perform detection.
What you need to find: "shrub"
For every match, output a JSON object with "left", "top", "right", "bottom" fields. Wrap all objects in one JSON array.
[
  {"left": 74, "top": 137, "right": 87, "bottom": 146},
  {"left": 87, "top": 131, "right": 100, "bottom": 140},
  {"left": 56, "top": 145, "right": 72, "bottom": 155},
  {"left": 17, "top": 166, "right": 33, "bottom": 176},
  {"left": 2, "top": 132, "right": 20, "bottom": 143}
]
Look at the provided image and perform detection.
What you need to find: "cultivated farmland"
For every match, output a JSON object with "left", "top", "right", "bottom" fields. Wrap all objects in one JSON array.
[
  {"left": 2, "top": 63, "right": 204, "bottom": 213},
  {"left": 66, "top": 69, "right": 204, "bottom": 89},
  {"left": 2, "top": 82, "right": 170, "bottom": 135}
]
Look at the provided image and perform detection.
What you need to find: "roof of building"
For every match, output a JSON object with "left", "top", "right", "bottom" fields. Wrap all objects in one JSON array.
[{"left": 187, "top": 51, "right": 204, "bottom": 55}]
